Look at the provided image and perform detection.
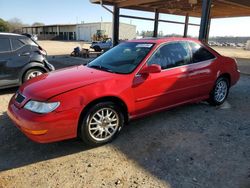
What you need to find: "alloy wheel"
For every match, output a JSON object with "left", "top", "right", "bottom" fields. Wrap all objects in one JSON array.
[
  {"left": 88, "top": 108, "right": 119, "bottom": 141},
  {"left": 214, "top": 80, "right": 228, "bottom": 102},
  {"left": 27, "top": 70, "right": 43, "bottom": 80}
]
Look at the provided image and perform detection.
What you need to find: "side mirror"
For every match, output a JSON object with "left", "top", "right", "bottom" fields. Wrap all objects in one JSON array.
[{"left": 139, "top": 64, "right": 161, "bottom": 75}]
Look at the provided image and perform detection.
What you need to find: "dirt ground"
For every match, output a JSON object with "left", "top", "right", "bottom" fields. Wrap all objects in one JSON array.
[
  {"left": 38, "top": 41, "right": 91, "bottom": 56},
  {"left": 213, "top": 47, "right": 250, "bottom": 59},
  {"left": 0, "top": 41, "right": 250, "bottom": 188}
]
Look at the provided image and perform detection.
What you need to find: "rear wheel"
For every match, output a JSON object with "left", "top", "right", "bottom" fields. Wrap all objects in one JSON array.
[
  {"left": 208, "top": 77, "right": 229, "bottom": 106},
  {"left": 80, "top": 102, "right": 124, "bottom": 146},
  {"left": 23, "top": 68, "right": 45, "bottom": 83}
]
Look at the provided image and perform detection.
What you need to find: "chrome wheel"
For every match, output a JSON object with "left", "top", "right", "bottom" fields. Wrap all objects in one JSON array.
[
  {"left": 88, "top": 108, "right": 119, "bottom": 141},
  {"left": 214, "top": 80, "right": 228, "bottom": 102},
  {"left": 27, "top": 70, "right": 43, "bottom": 80}
]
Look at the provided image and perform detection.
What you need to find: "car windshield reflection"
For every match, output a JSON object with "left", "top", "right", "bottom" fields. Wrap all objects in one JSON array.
[{"left": 88, "top": 42, "right": 154, "bottom": 74}]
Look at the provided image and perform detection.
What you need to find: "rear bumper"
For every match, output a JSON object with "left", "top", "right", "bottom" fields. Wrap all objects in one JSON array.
[
  {"left": 231, "top": 69, "right": 240, "bottom": 86},
  {"left": 44, "top": 59, "right": 55, "bottom": 71},
  {"left": 7, "top": 99, "right": 79, "bottom": 143}
]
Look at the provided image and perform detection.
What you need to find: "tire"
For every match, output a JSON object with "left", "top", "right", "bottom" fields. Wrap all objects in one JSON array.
[
  {"left": 208, "top": 77, "right": 229, "bottom": 106},
  {"left": 80, "top": 102, "right": 124, "bottom": 146},
  {"left": 23, "top": 68, "right": 45, "bottom": 83},
  {"left": 93, "top": 46, "right": 102, "bottom": 52}
]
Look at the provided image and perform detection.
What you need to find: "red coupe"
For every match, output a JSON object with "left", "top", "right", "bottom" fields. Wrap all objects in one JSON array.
[{"left": 8, "top": 38, "right": 240, "bottom": 146}]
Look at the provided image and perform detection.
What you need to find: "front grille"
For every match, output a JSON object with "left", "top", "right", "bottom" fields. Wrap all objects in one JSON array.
[{"left": 15, "top": 93, "right": 25, "bottom": 103}]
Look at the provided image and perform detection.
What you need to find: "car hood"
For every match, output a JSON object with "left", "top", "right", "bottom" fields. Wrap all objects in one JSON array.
[{"left": 20, "top": 65, "right": 115, "bottom": 100}]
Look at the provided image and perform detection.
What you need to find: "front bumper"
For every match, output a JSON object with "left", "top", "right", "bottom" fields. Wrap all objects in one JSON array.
[{"left": 7, "top": 97, "right": 79, "bottom": 143}]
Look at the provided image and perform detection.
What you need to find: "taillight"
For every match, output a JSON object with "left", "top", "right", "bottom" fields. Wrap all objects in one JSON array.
[{"left": 38, "top": 46, "right": 47, "bottom": 56}]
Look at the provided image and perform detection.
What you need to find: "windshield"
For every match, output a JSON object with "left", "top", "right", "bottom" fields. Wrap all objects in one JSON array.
[{"left": 88, "top": 42, "right": 154, "bottom": 74}]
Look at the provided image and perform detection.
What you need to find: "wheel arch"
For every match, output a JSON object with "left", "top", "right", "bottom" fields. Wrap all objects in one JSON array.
[
  {"left": 219, "top": 73, "right": 231, "bottom": 86},
  {"left": 77, "top": 96, "right": 129, "bottom": 137},
  {"left": 19, "top": 62, "right": 49, "bottom": 84}
]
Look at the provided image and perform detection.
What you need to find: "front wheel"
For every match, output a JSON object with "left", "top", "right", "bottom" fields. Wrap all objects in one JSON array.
[
  {"left": 208, "top": 77, "right": 229, "bottom": 106},
  {"left": 80, "top": 102, "right": 124, "bottom": 146}
]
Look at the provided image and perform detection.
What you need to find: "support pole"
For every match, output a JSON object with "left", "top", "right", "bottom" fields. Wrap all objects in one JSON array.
[
  {"left": 153, "top": 9, "right": 159, "bottom": 37},
  {"left": 199, "top": 0, "right": 212, "bottom": 42},
  {"left": 112, "top": 5, "right": 120, "bottom": 46},
  {"left": 183, "top": 13, "right": 189, "bottom": 38},
  {"left": 206, "top": 18, "right": 211, "bottom": 41}
]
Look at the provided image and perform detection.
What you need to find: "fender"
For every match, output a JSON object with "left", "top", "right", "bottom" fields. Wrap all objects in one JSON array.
[{"left": 18, "top": 61, "right": 50, "bottom": 85}]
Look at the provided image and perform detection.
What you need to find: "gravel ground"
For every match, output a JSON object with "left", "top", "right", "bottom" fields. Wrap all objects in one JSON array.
[{"left": 0, "top": 74, "right": 250, "bottom": 187}]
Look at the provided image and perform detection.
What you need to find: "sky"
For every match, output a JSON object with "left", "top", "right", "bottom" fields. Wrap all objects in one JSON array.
[{"left": 0, "top": 0, "right": 250, "bottom": 37}]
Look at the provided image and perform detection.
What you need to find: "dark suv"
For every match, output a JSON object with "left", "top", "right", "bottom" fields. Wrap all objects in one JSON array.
[{"left": 0, "top": 33, "right": 54, "bottom": 89}]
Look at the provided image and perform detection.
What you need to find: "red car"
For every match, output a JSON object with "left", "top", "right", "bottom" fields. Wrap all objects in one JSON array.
[{"left": 8, "top": 38, "right": 240, "bottom": 146}]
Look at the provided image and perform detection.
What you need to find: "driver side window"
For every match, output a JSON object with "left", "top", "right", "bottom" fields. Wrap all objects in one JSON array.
[{"left": 147, "top": 42, "right": 191, "bottom": 70}]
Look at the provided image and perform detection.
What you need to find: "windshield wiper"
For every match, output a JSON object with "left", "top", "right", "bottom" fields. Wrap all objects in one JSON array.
[{"left": 88, "top": 64, "right": 116, "bottom": 73}]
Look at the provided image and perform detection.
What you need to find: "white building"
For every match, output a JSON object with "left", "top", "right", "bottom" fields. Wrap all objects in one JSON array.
[
  {"left": 76, "top": 22, "right": 136, "bottom": 41},
  {"left": 22, "top": 22, "right": 136, "bottom": 41},
  {"left": 22, "top": 24, "right": 77, "bottom": 40}
]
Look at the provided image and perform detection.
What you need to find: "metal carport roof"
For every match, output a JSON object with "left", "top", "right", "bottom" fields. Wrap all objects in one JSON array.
[
  {"left": 90, "top": 0, "right": 250, "bottom": 44},
  {"left": 91, "top": 0, "right": 250, "bottom": 18}
]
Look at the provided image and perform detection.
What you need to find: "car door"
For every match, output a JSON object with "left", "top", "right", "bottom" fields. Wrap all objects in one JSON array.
[
  {"left": 0, "top": 37, "right": 15, "bottom": 87},
  {"left": 132, "top": 42, "right": 192, "bottom": 116},
  {"left": 187, "top": 41, "right": 216, "bottom": 99}
]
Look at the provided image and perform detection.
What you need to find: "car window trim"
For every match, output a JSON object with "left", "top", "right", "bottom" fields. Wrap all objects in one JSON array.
[
  {"left": 135, "top": 40, "right": 219, "bottom": 77},
  {"left": 0, "top": 38, "right": 12, "bottom": 53},
  {"left": 10, "top": 38, "right": 26, "bottom": 52}
]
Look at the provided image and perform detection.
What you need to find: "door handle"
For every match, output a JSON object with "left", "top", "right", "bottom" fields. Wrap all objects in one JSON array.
[{"left": 19, "top": 52, "right": 30, "bottom": 56}]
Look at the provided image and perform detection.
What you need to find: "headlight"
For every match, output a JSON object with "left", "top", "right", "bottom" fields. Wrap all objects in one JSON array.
[{"left": 24, "top": 100, "right": 60, "bottom": 114}]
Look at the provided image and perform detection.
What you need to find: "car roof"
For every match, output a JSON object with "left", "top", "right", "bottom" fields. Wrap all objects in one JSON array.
[
  {"left": 0, "top": 32, "right": 23, "bottom": 36},
  {"left": 0, "top": 32, "right": 29, "bottom": 40},
  {"left": 129, "top": 37, "right": 202, "bottom": 44}
]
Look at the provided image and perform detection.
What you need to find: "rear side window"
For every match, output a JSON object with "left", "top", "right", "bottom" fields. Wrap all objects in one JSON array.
[
  {"left": 189, "top": 42, "right": 215, "bottom": 63},
  {"left": 20, "top": 38, "right": 38, "bottom": 46},
  {"left": 0, "top": 38, "right": 11, "bottom": 52},
  {"left": 148, "top": 42, "right": 191, "bottom": 69},
  {"left": 11, "top": 39, "right": 25, "bottom": 50}
]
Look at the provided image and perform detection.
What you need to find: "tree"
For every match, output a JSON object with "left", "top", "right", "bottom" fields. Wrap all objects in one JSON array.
[
  {"left": 0, "top": 18, "right": 10, "bottom": 32},
  {"left": 32, "top": 22, "right": 45, "bottom": 27},
  {"left": 8, "top": 18, "right": 29, "bottom": 33},
  {"left": 140, "top": 30, "right": 154, "bottom": 37}
]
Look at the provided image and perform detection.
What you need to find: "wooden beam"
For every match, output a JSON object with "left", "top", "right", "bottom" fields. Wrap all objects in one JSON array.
[
  {"left": 217, "top": 0, "right": 250, "bottom": 9},
  {"left": 117, "top": 0, "right": 160, "bottom": 8},
  {"left": 90, "top": 0, "right": 250, "bottom": 18}
]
